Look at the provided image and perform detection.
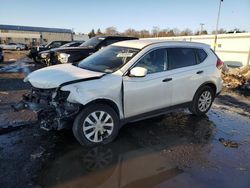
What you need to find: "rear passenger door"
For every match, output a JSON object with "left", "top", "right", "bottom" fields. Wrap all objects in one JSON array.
[{"left": 167, "top": 47, "right": 208, "bottom": 105}]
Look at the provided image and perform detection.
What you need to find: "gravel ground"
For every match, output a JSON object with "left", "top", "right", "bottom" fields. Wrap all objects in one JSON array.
[{"left": 0, "top": 52, "right": 250, "bottom": 188}]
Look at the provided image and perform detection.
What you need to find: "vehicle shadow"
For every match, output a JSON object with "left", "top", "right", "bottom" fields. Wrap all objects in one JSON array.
[{"left": 38, "top": 111, "right": 215, "bottom": 188}]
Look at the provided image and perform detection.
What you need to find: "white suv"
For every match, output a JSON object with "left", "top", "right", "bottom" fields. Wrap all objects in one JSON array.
[{"left": 13, "top": 40, "right": 223, "bottom": 146}]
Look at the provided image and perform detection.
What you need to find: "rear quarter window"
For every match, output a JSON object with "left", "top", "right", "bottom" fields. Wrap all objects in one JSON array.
[{"left": 196, "top": 48, "right": 208, "bottom": 63}]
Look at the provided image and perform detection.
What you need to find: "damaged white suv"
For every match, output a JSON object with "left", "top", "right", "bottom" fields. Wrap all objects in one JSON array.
[{"left": 13, "top": 40, "right": 223, "bottom": 146}]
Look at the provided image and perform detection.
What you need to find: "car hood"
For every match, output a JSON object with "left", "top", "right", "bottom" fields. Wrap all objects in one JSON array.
[
  {"left": 39, "top": 49, "right": 50, "bottom": 54},
  {"left": 24, "top": 64, "right": 105, "bottom": 89}
]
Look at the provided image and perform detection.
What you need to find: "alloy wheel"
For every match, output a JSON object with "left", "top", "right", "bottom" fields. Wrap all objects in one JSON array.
[
  {"left": 83, "top": 111, "right": 114, "bottom": 143},
  {"left": 198, "top": 91, "right": 212, "bottom": 112}
]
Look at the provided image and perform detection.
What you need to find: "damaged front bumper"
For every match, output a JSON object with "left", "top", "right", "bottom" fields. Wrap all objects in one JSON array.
[{"left": 12, "top": 88, "right": 80, "bottom": 131}]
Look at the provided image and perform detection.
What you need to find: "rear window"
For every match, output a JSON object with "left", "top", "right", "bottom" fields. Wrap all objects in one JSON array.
[
  {"left": 168, "top": 48, "right": 196, "bottom": 70},
  {"left": 196, "top": 49, "right": 208, "bottom": 63}
]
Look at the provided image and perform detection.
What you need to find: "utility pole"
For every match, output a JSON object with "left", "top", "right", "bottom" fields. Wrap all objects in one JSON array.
[
  {"left": 214, "top": 0, "right": 223, "bottom": 51},
  {"left": 200, "top": 23, "right": 204, "bottom": 35},
  {"left": 71, "top": 28, "right": 74, "bottom": 41}
]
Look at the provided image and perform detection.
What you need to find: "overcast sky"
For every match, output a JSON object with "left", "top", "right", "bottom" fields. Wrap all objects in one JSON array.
[{"left": 0, "top": 0, "right": 249, "bottom": 33}]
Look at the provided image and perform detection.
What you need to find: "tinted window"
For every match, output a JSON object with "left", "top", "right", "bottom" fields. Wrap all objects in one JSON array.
[
  {"left": 196, "top": 49, "right": 207, "bottom": 63},
  {"left": 80, "top": 37, "right": 105, "bottom": 48},
  {"left": 168, "top": 48, "right": 196, "bottom": 69},
  {"left": 70, "top": 42, "right": 82, "bottom": 47},
  {"left": 60, "top": 42, "right": 81, "bottom": 48},
  {"left": 48, "top": 42, "right": 61, "bottom": 49},
  {"left": 102, "top": 39, "right": 120, "bottom": 46},
  {"left": 135, "top": 48, "right": 167, "bottom": 74}
]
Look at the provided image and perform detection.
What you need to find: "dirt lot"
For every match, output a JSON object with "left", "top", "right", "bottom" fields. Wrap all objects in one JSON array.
[{"left": 0, "top": 51, "right": 250, "bottom": 188}]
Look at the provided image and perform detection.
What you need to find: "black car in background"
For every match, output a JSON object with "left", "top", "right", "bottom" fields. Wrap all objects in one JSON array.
[
  {"left": 28, "top": 40, "right": 70, "bottom": 62},
  {"left": 38, "top": 41, "right": 84, "bottom": 65},
  {"left": 46, "top": 36, "right": 138, "bottom": 65},
  {"left": 0, "top": 47, "right": 4, "bottom": 62}
]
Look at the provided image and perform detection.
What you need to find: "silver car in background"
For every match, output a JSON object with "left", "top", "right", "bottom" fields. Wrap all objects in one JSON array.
[{"left": 0, "top": 43, "right": 26, "bottom": 50}]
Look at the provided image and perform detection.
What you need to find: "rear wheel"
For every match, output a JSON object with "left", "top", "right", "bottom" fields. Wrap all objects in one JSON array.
[
  {"left": 16, "top": 47, "right": 21, "bottom": 51},
  {"left": 73, "top": 104, "right": 120, "bottom": 147},
  {"left": 189, "top": 86, "right": 215, "bottom": 116}
]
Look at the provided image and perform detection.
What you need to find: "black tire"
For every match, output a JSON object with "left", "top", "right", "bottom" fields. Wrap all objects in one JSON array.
[
  {"left": 16, "top": 47, "right": 21, "bottom": 51},
  {"left": 33, "top": 56, "right": 40, "bottom": 63},
  {"left": 73, "top": 104, "right": 120, "bottom": 147},
  {"left": 189, "top": 86, "right": 215, "bottom": 116}
]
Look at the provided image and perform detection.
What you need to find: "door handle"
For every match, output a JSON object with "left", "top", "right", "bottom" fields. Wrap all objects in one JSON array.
[
  {"left": 162, "top": 78, "right": 172, "bottom": 82},
  {"left": 196, "top": 70, "right": 204, "bottom": 74}
]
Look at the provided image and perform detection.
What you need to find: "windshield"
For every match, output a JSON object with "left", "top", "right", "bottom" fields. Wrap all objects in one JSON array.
[
  {"left": 44, "top": 42, "right": 53, "bottom": 48},
  {"left": 80, "top": 37, "right": 105, "bottom": 48},
  {"left": 60, "top": 42, "right": 77, "bottom": 48},
  {"left": 78, "top": 46, "right": 140, "bottom": 73}
]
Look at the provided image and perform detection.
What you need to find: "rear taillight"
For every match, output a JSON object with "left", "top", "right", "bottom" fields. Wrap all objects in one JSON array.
[{"left": 216, "top": 58, "right": 224, "bottom": 69}]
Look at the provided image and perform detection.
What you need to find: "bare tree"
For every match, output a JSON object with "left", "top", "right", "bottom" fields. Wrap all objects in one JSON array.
[
  {"left": 173, "top": 28, "right": 180, "bottom": 36},
  {"left": 96, "top": 28, "right": 103, "bottom": 35},
  {"left": 157, "top": 29, "right": 169, "bottom": 37},
  {"left": 88, "top": 29, "right": 96, "bottom": 38},
  {"left": 180, "top": 28, "right": 193, "bottom": 36},
  {"left": 165, "top": 29, "right": 175, "bottom": 37},
  {"left": 105, "top": 27, "right": 118, "bottom": 35},
  {"left": 124, "top": 28, "right": 139, "bottom": 37},
  {"left": 139, "top": 30, "right": 151, "bottom": 38},
  {"left": 212, "top": 28, "right": 227, "bottom": 34},
  {"left": 152, "top": 26, "right": 160, "bottom": 37},
  {"left": 195, "top": 30, "right": 208, "bottom": 35}
]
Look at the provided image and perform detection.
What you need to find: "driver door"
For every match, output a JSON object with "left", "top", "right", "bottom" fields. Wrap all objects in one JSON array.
[{"left": 123, "top": 48, "right": 173, "bottom": 118}]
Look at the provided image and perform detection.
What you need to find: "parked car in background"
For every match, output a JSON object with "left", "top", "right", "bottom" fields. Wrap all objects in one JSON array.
[
  {"left": 38, "top": 41, "right": 84, "bottom": 65},
  {"left": 0, "top": 47, "right": 4, "bottom": 62},
  {"left": 59, "top": 41, "right": 85, "bottom": 48},
  {"left": 17, "top": 43, "right": 29, "bottom": 50},
  {"left": 28, "top": 40, "right": 70, "bottom": 62},
  {"left": 0, "top": 43, "right": 26, "bottom": 50},
  {"left": 13, "top": 40, "right": 223, "bottom": 146},
  {"left": 46, "top": 36, "right": 138, "bottom": 65}
]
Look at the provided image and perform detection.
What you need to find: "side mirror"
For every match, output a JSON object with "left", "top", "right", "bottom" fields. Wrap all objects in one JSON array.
[{"left": 129, "top": 67, "right": 147, "bottom": 77}]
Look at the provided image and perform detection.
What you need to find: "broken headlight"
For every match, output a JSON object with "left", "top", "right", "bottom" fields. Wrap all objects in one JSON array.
[
  {"left": 41, "top": 52, "right": 49, "bottom": 59},
  {"left": 58, "top": 53, "right": 70, "bottom": 64}
]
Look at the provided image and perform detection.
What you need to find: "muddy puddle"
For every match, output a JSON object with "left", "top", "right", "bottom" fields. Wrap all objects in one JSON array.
[{"left": 36, "top": 107, "right": 250, "bottom": 188}]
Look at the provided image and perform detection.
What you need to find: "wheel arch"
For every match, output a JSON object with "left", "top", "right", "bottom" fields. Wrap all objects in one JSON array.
[
  {"left": 84, "top": 98, "right": 121, "bottom": 119},
  {"left": 194, "top": 81, "right": 217, "bottom": 99}
]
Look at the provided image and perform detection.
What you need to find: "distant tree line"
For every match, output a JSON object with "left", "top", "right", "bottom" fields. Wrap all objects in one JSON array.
[{"left": 86, "top": 26, "right": 246, "bottom": 38}]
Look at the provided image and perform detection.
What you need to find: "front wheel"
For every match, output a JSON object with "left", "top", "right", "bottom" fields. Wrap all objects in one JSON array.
[
  {"left": 33, "top": 56, "right": 40, "bottom": 63},
  {"left": 189, "top": 86, "right": 215, "bottom": 116},
  {"left": 73, "top": 104, "right": 120, "bottom": 147}
]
